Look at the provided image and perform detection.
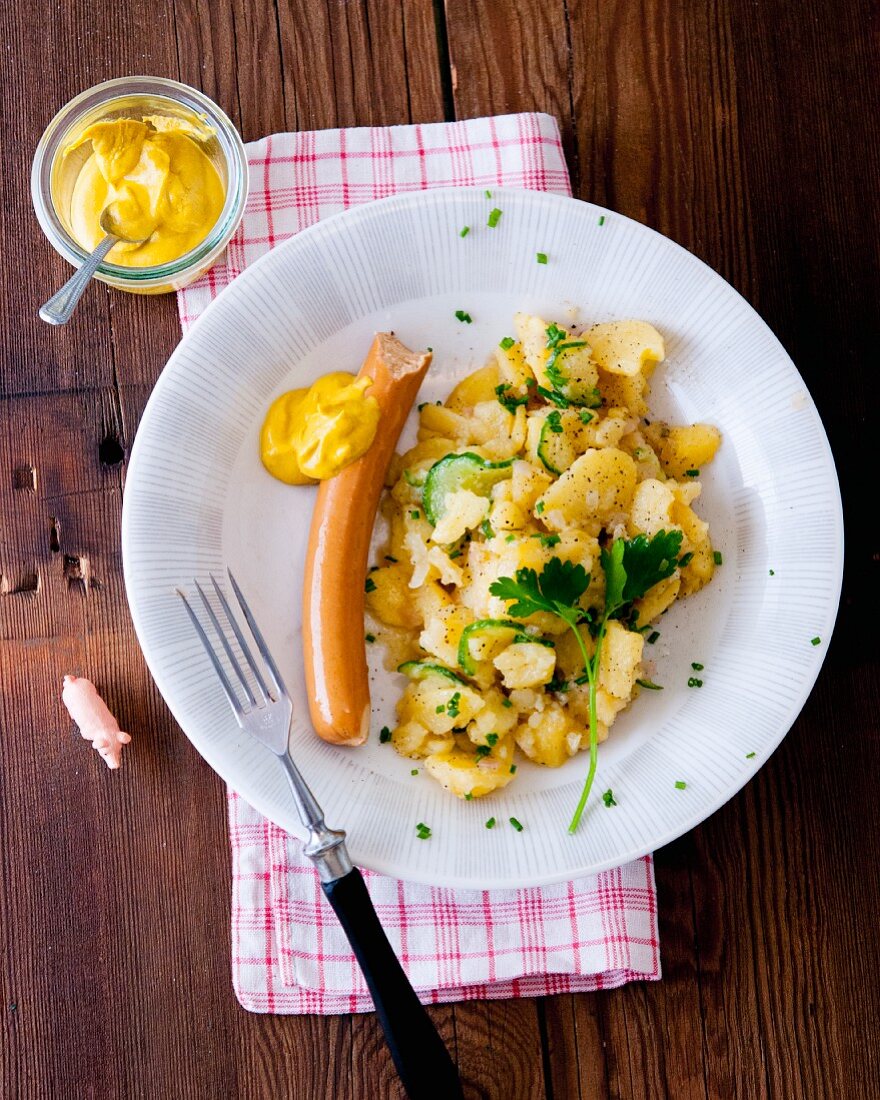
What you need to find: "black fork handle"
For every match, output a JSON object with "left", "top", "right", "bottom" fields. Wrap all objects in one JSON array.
[{"left": 322, "top": 868, "right": 464, "bottom": 1100}]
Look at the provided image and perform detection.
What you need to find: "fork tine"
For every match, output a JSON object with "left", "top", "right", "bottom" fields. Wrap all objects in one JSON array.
[
  {"left": 177, "top": 588, "right": 245, "bottom": 718},
  {"left": 226, "top": 568, "right": 287, "bottom": 697},
  {"left": 209, "top": 573, "right": 271, "bottom": 702},
  {"left": 194, "top": 580, "right": 257, "bottom": 707}
]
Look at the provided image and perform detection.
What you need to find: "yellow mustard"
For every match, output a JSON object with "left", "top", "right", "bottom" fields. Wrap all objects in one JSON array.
[
  {"left": 65, "top": 116, "right": 225, "bottom": 266},
  {"left": 260, "top": 372, "right": 380, "bottom": 484}
]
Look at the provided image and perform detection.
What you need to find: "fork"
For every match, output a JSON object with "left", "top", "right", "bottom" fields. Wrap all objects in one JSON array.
[{"left": 177, "top": 570, "right": 463, "bottom": 1100}]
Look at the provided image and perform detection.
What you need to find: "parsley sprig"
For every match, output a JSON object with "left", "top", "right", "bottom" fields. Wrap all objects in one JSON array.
[{"left": 490, "top": 530, "right": 683, "bottom": 832}]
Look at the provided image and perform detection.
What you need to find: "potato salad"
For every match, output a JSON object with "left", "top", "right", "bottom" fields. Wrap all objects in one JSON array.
[{"left": 365, "top": 313, "right": 721, "bottom": 820}]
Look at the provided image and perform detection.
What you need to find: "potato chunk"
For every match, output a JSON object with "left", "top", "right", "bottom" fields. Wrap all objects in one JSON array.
[
  {"left": 493, "top": 642, "right": 557, "bottom": 689},
  {"left": 598, "top": 620, "right": 644, "bottom": 699},
  {"left": 586, "top": 320, "right": 665, "bottom": 376},
  {"left": 541, "top": 448, "right": 637, "bottom": 528}
]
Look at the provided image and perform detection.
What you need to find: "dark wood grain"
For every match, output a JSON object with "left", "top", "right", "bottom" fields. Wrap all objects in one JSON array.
[{"left": 1, "top": 1, "right": 878, "bottom": 1097}]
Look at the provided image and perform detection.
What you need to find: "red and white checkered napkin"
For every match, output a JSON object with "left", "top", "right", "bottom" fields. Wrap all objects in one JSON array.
[{"left": 177, "top": 113, "right": 661, "bottom": 1014}]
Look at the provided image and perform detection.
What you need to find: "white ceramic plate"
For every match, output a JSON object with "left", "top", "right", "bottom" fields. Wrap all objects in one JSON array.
[{"left": 122, "top": 188, "right": 843, "bottom": 889}]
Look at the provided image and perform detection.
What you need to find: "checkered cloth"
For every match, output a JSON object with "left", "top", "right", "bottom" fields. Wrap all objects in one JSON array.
[{"left": 177, "top": 113, "right": 661, "bottom": 1014}]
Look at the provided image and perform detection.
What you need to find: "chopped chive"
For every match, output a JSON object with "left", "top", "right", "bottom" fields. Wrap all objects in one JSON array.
[
  {"left": 598, "top": 215, "right": 605, "bottom": 226},
  {"left": 459, "top": 225, "right": 470, "bottom": 237},
  {"left": 455, "top": 309, "right": 472, "bottom": 323},
  {"left": 713, "top": 551, "right": 723, "bottom": 565},
  {"left": 578, "top": 409, "right": 594, "bottom": 424},
  {"left": 685, "top": 469, "right": 700, "bottom": 477},
  {"left": 602, "top": 789, "right": 617, "bottom": 807},
  {"left": 410, "top": 509, "right": 420, "bottom": 520},
  {"left": 464, "top": 792, "right": 473, "bottom": 801},
  {"left": 811, "top": 636, "right": 821, "bottom": 646},
  {"left": 449, "top": 549, "right": 461, "bottom": 559},
  {"left": 536, "top": 252, "right": 548, "bottom": 264},
  {"left": 535, "top": 500, "right": 545, "bottom": 515},
  {"left": 769, "top": 569, "right": 775, "bottom": 576},
  {"left": 499, "top": 336, "right": 515, "bottom": 350},
  {"left": 364, "top": 577, "right": 377, "bottom": 593},
  {"left": 486, "top": 732, "right": 499, "bottom": 746},
  {"left": 647, "top": 631, "right": 660, "bottom": 644},
  {"left": 636, "top": 678, "right": 663, "bottom": 690},
  {"left": 484, "top": 189, "right": 492, "bottom": 199},
  {"left": 502, "top": 698, "right": 513, "bottom": 708},
  {"left": 509, "top": 764, "right": 517, "bottom": 774},
  {"left": 539, "top": 533, "right": 560, "bottom": 549},
  {"left": 745, "top": 752, "right": 756, "bottom": 759},
  {"left": 487, "top": 208, "right": 502, "bottom": 228},
  {"left": 379, "top": 726, "right": 392, "bottom": 743},
  {"left": 691, "top": 662, "right": 704, "bottom": 671},
  {"left": 417, "top": 402, "right": 428, "bottom": 412},
  {"left": 435, "top": 704, "right": 445, "bottom": 713},
  {"left": 411, "top": 769, "right": 419, "bottom": 775},
  {"left": 365, "top": 633, "right": 376, "bottom": 643},
  {"left": 674, "top": 780, "right": 687, "bottom": 790},
  {"left": 679, "top": 552, "right": 694, "bottom": 567},
  {"left": 485, "top": 817, "right": 496, "bottom": 829},
  {"left": 481, "top": 518, "right": 494, "bottom": 539},
  {"left": 415, "top": 822, "right": 432, "bottom": 840},
  {"left": 687, "top": 677, "right": 703, "bottom": 688},
  {"left": 509, "top": 816, "right": 524, "bottom": 832},
  {"left": 384, "top": 554, "right": 398, "bottom": 563},
  {"left": 505, "top": 534, "right": 516, "bottom": 542},
  {"left": 475, "top": 744, "right": 491, "bottom": 758}
]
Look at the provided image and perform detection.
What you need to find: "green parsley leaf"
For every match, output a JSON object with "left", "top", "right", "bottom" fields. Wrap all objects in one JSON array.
[
  {"left": 455, "top": 309, "right": 472, "bottom": 323},
  {"left": 509, "top": 816, "right": 524, "bottom": 832},
  {"left": 536, "top": 252, "right": 548, "bottom": 264},
  {"left": 602, "top": 789, "right": 617, "bottom": 807},
  {"left": 487, "top": 208, "right": 502, "bottom": 228},
  {"left": 499, "top": 336, "right": 515, "bottom": 350},
  {"left": 609, "top": 530, "right": 685, "bottom": 611},
  {"left": 490, "top": 558, "right": 590, "bottom": 625},
  {"left": 379, "top": 726, "right": 392, "bottom": 743}
]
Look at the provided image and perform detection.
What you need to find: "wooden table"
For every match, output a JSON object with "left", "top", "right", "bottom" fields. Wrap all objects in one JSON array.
[{"left": 2, "top": 2, "right": 877, "bottom": 1097}]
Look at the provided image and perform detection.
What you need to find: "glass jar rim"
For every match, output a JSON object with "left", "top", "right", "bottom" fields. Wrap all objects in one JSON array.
[{"left": 31, "top": 76, "right": 248, "bottom": 284}]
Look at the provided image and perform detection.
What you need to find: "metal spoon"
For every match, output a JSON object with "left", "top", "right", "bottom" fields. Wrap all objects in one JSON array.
[{"left": 39, "top": 207, "right": 148, "bottom": 326}]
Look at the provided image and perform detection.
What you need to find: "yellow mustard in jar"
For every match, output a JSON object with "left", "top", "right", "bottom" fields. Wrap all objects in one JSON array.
[
  {"left": 65, "top": 115, "right": 225, "bottom": 266},
  {"left": 260, "top": 372, "right": 381, "bottom": 485}
]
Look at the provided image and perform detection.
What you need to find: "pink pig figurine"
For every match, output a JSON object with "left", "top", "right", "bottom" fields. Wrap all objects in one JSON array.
[{"left": 61, "top": 675, "right": 131, "bottom": 770}]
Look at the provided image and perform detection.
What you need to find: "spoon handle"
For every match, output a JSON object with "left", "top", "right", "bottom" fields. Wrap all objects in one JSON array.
[{"left": 39, "top": 234, "right": 118, "bottom": 326}]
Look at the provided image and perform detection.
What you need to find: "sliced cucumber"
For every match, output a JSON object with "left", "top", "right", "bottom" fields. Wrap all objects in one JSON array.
[
  {"left": 457, "top": 619, "right": 554, "bottom": 675},
  {"left": 423, "top": 452, "right": 513, "bottom": 525},
  {"left": 457, "top": 619, "right": 524, "bottom": 675},
  {"left": 545, "top": 343, "right": 602, "bottom": 407},
  {"left": 398, "top": 660, "right": 468, "bottom": 685},
  {"left": 536, "top": 411, "right": 581, "bottom": 475}
]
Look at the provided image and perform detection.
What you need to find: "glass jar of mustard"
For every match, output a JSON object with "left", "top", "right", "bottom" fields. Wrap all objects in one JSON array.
[{"left": 31, "top": 77, "right": 248, "bottom": 294}]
